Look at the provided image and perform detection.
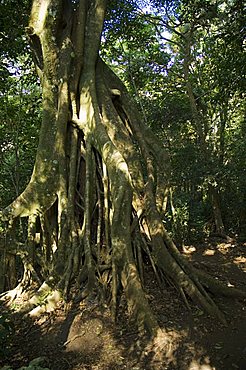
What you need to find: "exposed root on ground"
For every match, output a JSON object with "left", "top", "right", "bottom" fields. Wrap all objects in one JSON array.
[{"left": 1, "top": 0, "right": 245, "bottom": 337}]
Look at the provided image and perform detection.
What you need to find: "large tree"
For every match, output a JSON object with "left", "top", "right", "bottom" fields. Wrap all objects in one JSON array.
[{"left": 1, "top": 0, "right": 245, "bottom": 336}]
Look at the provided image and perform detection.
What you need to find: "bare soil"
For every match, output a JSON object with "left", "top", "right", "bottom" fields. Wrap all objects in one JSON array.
[{"left": 0, "top": 239, "right": 245, "bottom": 370}]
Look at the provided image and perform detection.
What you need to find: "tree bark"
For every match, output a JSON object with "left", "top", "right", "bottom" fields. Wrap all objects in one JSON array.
[{"left": 0, "top": 0, "right": 245, "bottom": 336}]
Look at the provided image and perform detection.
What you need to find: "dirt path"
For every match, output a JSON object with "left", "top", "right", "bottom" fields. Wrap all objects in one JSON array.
[{"left": 0, "top": 239, "right": 245, "bottom": 370}]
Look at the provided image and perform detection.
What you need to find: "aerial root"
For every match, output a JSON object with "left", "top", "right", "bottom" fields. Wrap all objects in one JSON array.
[
  {"left": 16, "top": 281, "right": 62, "bottom": 316},
  {"left": 0, "top": 264, "right": 35, "bottom": 305},
  {"left": 27, "top": 289, "right": 62, "bottom": 317},
  {"left": 194, "top": 267, "right": 246, "bottom": 299},
  {"left": 0, "top": 283, "right": 25, "bottom": 304}
]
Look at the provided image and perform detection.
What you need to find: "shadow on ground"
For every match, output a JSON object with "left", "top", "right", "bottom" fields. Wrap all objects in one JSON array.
[{"left": 0, "top": 239, "right": 245, "bottom": 370}]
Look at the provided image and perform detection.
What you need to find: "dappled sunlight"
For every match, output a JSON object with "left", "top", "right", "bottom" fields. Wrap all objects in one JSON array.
[
  {"left": 183, "top": 245, "right": 197, "bottom": 255},
  {"left": 138, "top": 326, "right": 219, "bottom": 370},
  {"left": 202, "top": 249, "right": 215, "bottom": 256},
  {"left": 0, "top": 283, "right": 24, "bottom": 305},
  {"left": 102, "top": 142, "right": 128, "bottom": 174},
  {"left": 185, "top": 240, "right": 246, "bottom": 270},
  {"left": 111, "top": 151, "right": 129, "bottom": 174},
  {"left": 233, "top": 256, "right": 246, "bottom": 271},
  {"left": 187, "top": 240, "right": 246, "bottom": 286},
  {"left": 217, "top": 242, "right": 236, "bottom": 255},
  {"left": 149, "top": 220, "right": 164, "bottom": 237},
  {"left": 29, "top": 0, "right": 49, "bottom": 34},
  {"left": 1, "top": 0, "right": 245, "bottom": 369},
  {"left": 188, "top": 358, "right": 215, "bottom": 370},
  {"left": 141, "top": 327, "right": 182, "bottom": 368},
  {"left": 32, "top": 157, "right": 58, "bottom": 181},
  {"left": 29, "top": 289, "right": 62, "bottom": 317}
]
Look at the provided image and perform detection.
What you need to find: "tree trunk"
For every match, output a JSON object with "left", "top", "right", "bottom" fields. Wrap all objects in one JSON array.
[
  {"left": 0, "top": 0, "right": 245, "bottom": 336},
  {"left": 183, "top": 28, "right": 226, "bottom": 237}
]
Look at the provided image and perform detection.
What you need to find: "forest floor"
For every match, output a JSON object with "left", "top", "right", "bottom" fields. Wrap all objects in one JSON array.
[{"left": 0, "top": 238, "right": 245, "bottom": 370}]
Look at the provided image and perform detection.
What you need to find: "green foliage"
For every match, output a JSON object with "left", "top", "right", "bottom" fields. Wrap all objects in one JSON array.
[
  {"left": 0, "top": 60, "right": 41, "bottom": 208},
  {"left": 103, "top": 0, "right": 245, "bottom": 240},
  {"left": 0, "top": 0, "right": 41, "bottom": 212},
  {"left": 0, "top": 0, "right": 32, "bottom": 93},
  {"left": 102, "top": 1, "right": 172, "bottom": 98},
  {"left": 165, "top": 194, "right": 190, "bottom": 245},
  {"left": 0, "top": 0, "right": 245, "bottom": 241}
]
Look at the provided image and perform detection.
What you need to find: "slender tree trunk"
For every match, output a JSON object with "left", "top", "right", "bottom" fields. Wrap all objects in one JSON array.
[
  {"left": 183, "top": 28, "right": 226, "bottom": 236},
  {"left": 209, "top": 184, "right": 225, "bottom": 236}
]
